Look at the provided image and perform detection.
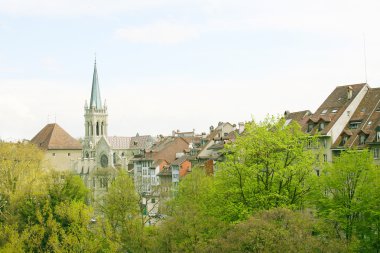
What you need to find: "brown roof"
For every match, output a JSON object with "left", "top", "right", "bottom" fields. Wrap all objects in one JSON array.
[
  {"left": 31, "top": 123, "right": 82, "bottom": 150},
  {"left": 332, "top": 87, "right": 380, "bottom": 148},
  {"left": 145, "top": 137, "right": 189, "bottom": 164},
  {"left": 307, "top": 83, "right": 367, "bottom": 135},
  {"left": 171, "top": 155, "right": 189, "bottom": 166},
  {"left": 285, "top": 110, "right": 311, "bottom": 128}
]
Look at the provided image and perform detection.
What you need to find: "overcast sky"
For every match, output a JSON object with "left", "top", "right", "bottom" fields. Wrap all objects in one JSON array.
[{"left": 2, "top": 0, "right": 380, "bottom": 141}]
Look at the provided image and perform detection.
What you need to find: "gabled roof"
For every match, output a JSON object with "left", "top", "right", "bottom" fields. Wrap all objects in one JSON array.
[
  {"left": 31, "top": 123, "right": 82, "bottom": 150},
  {"left": 308, "top": 83, "right": 367, "bottom": 135},
  {"left": 332, "top": 87, "right": 380, "bottom": 148},
  {"left": 285, "top": 110, "right": 311, "bottom": 128},
  {"left": 171, "top": 155, "right": 189, "bottom": 166}
]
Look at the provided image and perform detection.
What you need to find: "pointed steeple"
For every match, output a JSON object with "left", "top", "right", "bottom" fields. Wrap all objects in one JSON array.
[{"left": 90, "top": 60, "right": 102, "bottom": 109}]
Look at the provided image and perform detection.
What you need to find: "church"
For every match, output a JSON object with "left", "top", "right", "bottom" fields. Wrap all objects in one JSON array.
[{"left": 32, "top": 61, "right": 155, "bottom": 182}]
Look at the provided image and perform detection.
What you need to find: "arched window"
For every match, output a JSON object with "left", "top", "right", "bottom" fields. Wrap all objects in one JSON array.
[
  {"left": 113, "top": 152, "right": 117, "bottom": 164},
  {"left": 96, "top": 122, "right": 99, "bottom": 136},
  {"left": 101, "top": 122, "right": 104, "bottom": 135},
  {"left": 85, "top": 152, "right": 89, "bottom": 158},
  {"left": 90, "top": 123, "right": 93, "bottom": 136}
]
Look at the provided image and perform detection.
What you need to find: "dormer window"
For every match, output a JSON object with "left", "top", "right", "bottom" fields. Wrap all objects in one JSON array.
[
  {"left": 349, "top": 121, "right": 361, "bottom": 129},
  {"left": 331, "top": 109, "right": 338, "bottom": 113},
  {"left": 321, "top": 109, "right": 328, "bottom": 115},
  {"left": 307, "top": 123, "right": 314, "bottom": 133},
  {"left": 319, "top": 122, "right": 325, "bottom": 131},
  {"left": 359, "top": 135, "right": 367, "bottom": 145},
  {"left": 341, "top": 135, "right": 349, "bottom": 146}
]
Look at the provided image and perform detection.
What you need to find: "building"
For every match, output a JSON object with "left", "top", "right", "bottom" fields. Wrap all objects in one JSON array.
[
  {"left": 132, "top": 136, "right": 190, "bottom": 195},
  {"left": 74, "top": 62, "right": 155, "bottom": 174},
  {"left": 197, "top": 122, "right": 238, "bottom": 173},
  {"left": 30, "top": 123, "right": 82, "bottom": 171},
  {"left": 286, "top": 83, "right": 380, "bottom": 164}
]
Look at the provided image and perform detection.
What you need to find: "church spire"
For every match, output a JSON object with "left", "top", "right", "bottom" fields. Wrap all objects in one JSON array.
[{"left": 89, "top": 60, "right": 102, "bottom": 109}]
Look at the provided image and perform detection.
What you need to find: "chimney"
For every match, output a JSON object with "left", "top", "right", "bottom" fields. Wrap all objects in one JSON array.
[
  {"left": 347, "top": 86, "right": 353, "bottom": 100},
  {"left": 238, "top": 122, "right": 245, "bottom": 134}
]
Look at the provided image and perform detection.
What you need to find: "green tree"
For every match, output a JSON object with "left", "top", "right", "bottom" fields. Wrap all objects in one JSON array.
[
  {"left": 155, "top": 168, "right": 227, "bottom": 253},
  {"left": 214, "top": 117, "right": 317, "bottom": 222},
  {"left": 100, "top": 170, "right": 142, "bottom": 252},
  {"left": 204, "top": 208, "right": 348, "bottom": 253},
  {"left": 315, "top": 149, "right": 379, "bottom": 251}
]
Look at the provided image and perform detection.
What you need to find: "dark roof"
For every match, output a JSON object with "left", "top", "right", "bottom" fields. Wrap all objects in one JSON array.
[
  {"left": 171, "top": 155, "right": 189, "bottom": 166},
  {"left": 332, "top": 87, "right": 380, "bottom": 148},
  {"left": 307, "top": 83, "right": 367, "bottom": 135},
  {"left": 31, "top": 123, "right": 82, "bottom": 150},
  {"left": 285, "top": 110, "right": 311, "bottom": 128}
]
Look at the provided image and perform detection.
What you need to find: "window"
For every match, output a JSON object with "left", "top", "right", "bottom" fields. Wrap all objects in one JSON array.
[
  {"left": 359, "top": 135, "right": 367, "bottom": 145},
  {"left": 52, "top": 153, "right": 56, "bottom": 156},
  {"left": 349, "top": 121, "right": 361, "bottom": 129},
  {"left": 173, "top": 174, "right": 178, "bottom": 179},
  {"left": 224, "top": 132, "right": 228, "bottom": 137},
  {"left": 151, "top": 198, "right": 155, "bottom": 203},
  {"left": 307, "top": 123, "right": 314, "bottom": 133},
  {"left": 323, "top": 154, "right": 328, "bottom": 162},
  {"left": 322, "top": 139, "right": 327, "bottom": 148},
  {"left": 368, "top": 121, "right": 372, "bottom": 126},
  {"left": 100, "top": 177, "right": 108, "bottom": 189},
  {"left": 68, "top": 153, "right": 71, "bottom": 156},
  {"left": 321, "top": 109, "right": 328, "bottom": 114},
  {"left": 331, "top": 109, "right": 338, "bottom": 113},
  {"left": 319, "top": 122, "right": 325, "bottom": 131},
  {"left": 341, "top": 135, "right": 348, "bottom": 146},
  {"left": 374, "top": 148, "right": 380, "bottom": 159},
  {"left": 377, "top": 132, "right": 380, "bottom": 142}
]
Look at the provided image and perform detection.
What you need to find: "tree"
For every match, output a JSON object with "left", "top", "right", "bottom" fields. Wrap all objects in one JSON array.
[
  {"left": 99, "top": 170, "right": 143, "bottom": 252},
  {"left": 315, "top": 149, "right": 380, "bottom": 251},
  {"left": 204, "top": 208, "right": 348, "bottom": 253},
  {"left": 155, "top": 168, "right": 227, "bottom": 253},
  {"left": 214, "top": 117, "right": 317, "bottom": 222}
]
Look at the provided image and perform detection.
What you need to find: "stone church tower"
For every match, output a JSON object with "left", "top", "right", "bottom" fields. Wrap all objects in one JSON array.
[{"left": 83, "top": 61, "right": 108, "bottom": 165}]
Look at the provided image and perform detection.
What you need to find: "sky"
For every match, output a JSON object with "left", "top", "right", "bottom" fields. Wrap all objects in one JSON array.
[{"left": 2, "top": 0, "right": 380, "bottom": 141}]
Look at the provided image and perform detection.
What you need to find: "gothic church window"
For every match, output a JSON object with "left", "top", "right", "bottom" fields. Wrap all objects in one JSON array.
[{"left": 96, "top": 122, "right": 99, "bottom": 136}]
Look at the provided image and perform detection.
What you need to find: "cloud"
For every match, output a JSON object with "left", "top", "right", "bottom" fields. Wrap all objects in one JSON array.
[{"left": 115, "top": 21, "right": 200, "bottom": 44}]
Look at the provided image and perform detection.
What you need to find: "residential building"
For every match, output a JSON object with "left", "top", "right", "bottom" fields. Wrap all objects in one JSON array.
[{"left": 286, "top": 83, "right": 380, "bottom": 164}]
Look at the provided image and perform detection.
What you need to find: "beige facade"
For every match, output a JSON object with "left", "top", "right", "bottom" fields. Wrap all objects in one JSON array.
[{"left": 44, "top": 149, "right": 82, "bottom": 171}]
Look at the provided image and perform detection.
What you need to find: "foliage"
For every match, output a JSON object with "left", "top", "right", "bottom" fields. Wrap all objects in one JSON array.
[
  {"left": 214, "top": 117, "right": 317, "bottom": 222},
  {"left": 204, "top": 208, "right": 349, "bottom": 253},
  {"left": 100, "top": 169, "right": 144, "bottom": 252},
  {"left": 315, "top": 149, "right": 380, "bottom": 251},
  {"left": 154, "top": 168, "right": 227, "bottom": 253}
]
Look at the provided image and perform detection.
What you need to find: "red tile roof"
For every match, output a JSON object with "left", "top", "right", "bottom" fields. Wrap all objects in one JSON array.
[{"left": 31, "top": 123, "right": 82, "bottom": 150}]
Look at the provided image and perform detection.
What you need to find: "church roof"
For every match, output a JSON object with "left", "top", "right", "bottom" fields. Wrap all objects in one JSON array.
[
  {"left": 31, "top": 123, "right": 82, "bottom": 150},
  {"left": 90, "top": 62, "right": 102, "bottom": 109},
  {"left": 107, "top": 135, "right": 155, "bottom": 150}
]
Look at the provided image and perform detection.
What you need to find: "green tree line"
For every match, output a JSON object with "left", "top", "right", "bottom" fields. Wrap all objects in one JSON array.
[{"left": 1, "top": 116, "right": 380, "bottom": 252}]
